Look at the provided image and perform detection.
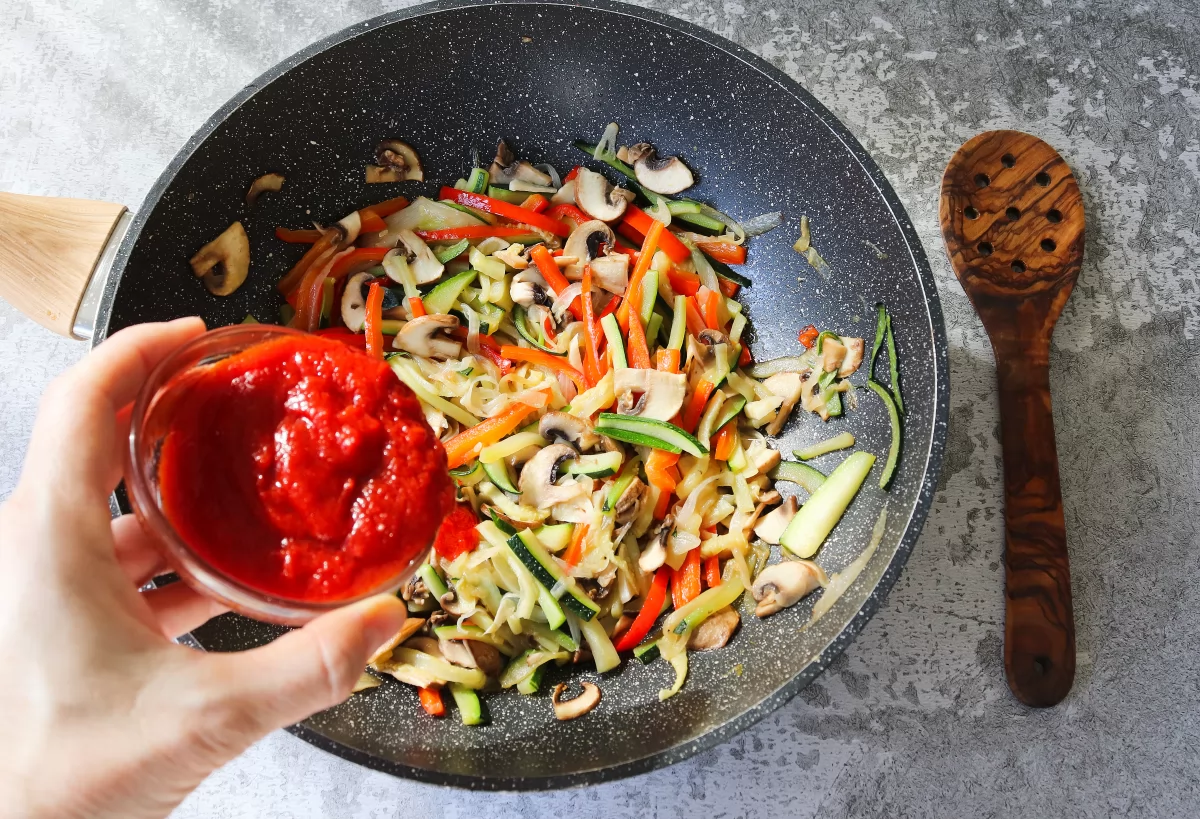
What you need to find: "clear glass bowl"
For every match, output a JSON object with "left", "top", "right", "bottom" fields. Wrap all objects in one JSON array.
[{"left": 126, "top": 324, "right": 426, "bottom": 625}]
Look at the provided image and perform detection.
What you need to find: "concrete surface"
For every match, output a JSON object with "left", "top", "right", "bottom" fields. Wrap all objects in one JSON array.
[{"left": 3, "top": 0, "right": 1198, "bottom": 816}]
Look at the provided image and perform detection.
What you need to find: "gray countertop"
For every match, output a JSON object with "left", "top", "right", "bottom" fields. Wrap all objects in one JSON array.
[{"left": 3, "top": 0, "right": 1197, "bottom": 816}]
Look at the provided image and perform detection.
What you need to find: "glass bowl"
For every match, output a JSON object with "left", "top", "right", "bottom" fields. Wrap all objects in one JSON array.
[{"left": 126, "top": 324, "right": 428, "bottom": 625}]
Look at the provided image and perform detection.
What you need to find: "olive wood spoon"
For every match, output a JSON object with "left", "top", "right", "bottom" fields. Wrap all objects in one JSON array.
[{"left": 939, "top": 130, "right": 1082, "bottom": 707}]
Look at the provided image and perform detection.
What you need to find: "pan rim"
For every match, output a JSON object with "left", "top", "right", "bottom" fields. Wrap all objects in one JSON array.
[{"left": 107, "top": 0, "right": 949, "bottom": 791}]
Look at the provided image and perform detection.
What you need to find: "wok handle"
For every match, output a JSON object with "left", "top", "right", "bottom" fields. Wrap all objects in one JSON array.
[
  {"left": 0, "top": 192, "right": 128, "bottom": 337},
  {"left": 994, "top": 342, "right": 1075, "bottom": 707}
]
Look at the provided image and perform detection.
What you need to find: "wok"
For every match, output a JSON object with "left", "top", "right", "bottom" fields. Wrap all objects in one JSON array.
[{"left": 0, "top": 0, "right": 948, "bottom": 789}]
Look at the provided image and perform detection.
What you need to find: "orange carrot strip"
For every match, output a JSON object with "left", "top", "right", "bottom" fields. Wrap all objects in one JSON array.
[
  {"left": 655, "top": 348, "right": 680, "bottom": 373},
  {"left": 530, "top": 244, "right": 582, "bottom": 320},
  {"left": 408, "top": 296, "right": 427, "bottom": 317},
  {"left": 718, "top": 277, "right": 740, "bottom": 298},
  {"left": 370, "top": 195, "right": 410, "bottom": 217},
  {"left": 365, "top": 283, "right": 385, "bottom": 358},
  {"left": 418, "top": 686, "right": 446, "bottom": 717},
  {"left": 278, "top": 230, "right": 337, "bottom": 295},
  {"left": 701, "top": 287, "right": 721, "bottom": 330},
  {"left": 681, "top": 379, "right": 714, "bottom": 433},
  {"left": 562, "top": 524, "right": 590, "bottom": 570},
  {"left": 443, "top": 399, "right": 541, "bottom": 469},
  {"left": 684, "top": 297, "right": 707, "bottom": 337},
  {"left": 696, "top": 241, "right": 746, "bottom": 265},
  {"left": 581, "top": 266, "right": 603, "bottom": 387},
  {"left": 713, "top": 419, "right": 736, "bottom": 461},
  {"left": 704, "top": 555, "right": 722, "bottom": 589},
  {"left": 500, "top": 345, "right": 587, "bottom": 393},
  {"left": 617, "top": 219, "right": 664, "bottom": 332},
  {"left": 626, "top": 308, "right": 652, "bottom": 369}
]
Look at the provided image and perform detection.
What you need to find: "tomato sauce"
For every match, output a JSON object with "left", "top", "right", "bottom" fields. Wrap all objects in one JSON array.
[
  {"left": 157, "top": 334, "right": 453, "bottom": 602},
  {"left": 432, "top": 503, "right": 480, "bottom": 561}
]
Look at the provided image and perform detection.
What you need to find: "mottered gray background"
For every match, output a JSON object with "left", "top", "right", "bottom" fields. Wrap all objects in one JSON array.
[{"left": 2, "top": 0, "right": 1198, "bottom": 816}]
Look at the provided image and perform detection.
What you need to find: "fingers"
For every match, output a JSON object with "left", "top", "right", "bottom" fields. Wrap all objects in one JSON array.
[
  {"left": 23, "top": 318, "right": 206, "bottom": 503},
  {"left": 188, "top": 596, "right": 406, "bottom": 753},
  {"left": 112, "top": 514, "right": 169, "bottom": 586},
  {"left": 140, "top": 581, "right": 229, "bottom": 638}
]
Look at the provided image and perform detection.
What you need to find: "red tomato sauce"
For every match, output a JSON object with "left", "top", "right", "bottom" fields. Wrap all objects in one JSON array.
[
  {"left": 433, "top": 503, "right": 480, "bottom": 561},
  {"left": 157, "top": 334, "right": 453, "bottom": 602}
]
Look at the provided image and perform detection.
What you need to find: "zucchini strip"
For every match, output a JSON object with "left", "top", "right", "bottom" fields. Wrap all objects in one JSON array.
[
  {"left": 794, "top": 431, "right": 855, "bottom": 460},
  {"left": 779, "top": 451, "right": 875, "bottom": 558},
  {"left": 886, "top": 310, "right": 903, "bottom": 415},
  {"left": 770, "top": 461, "right": 827, "bottom": 493},
  {"left": 866, "top": 380, "right": 901, "bottom": 489}
]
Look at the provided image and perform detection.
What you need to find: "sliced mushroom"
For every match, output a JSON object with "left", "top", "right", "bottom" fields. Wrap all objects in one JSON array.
[
  {"left": 589, "top": 253, "right": 630, "bottom": 295},
  {"left": 539, "top": 412, "right": 600, "bottom": 451},
  {"left": 552, "top": 682, "right": 602, "bottom": 720},
  {"left": 638, "top": 516, "right": 672, "bottom": 572},
  {"left": 245, "top": 172, "right": 284, "bottom": 206},
  {"left": 494, "top": 242, "right": 529, "bottom": 270},
  {"left": 752, "top": 560, "right": 828, "bottom": 617},
  {"left": 368, "top": 617, "right": 426, "bottom": 667},
  {"left": 627, "top": 143, "right": 695, "bottom": 195},
  {"left": 615, "top": 390, "right": 646, "bottom": 416},
  {"left": 745, "top": 439, "right": 782, "bottom": 475},
  {"left": 688, "top": 607, "right": 741, "bottom": 650},
  {"left": 189, "top": 222, "right": 250, "bottom": 296},
  {"left": 390, "top": 229, "right": 444, "bottom": 284},
  {"left": 469, "top": 641, "right": 504, "bottom": 677},
  {"left": 393, "top": 314, "right": 463, "bottom": 359},
  {"left": 519, "top": 443, "right": 583, "bottom": 507},
  {"left": 762, "top": 372, "right": 805, "bottom": 436},
  {"left": 822, "top": 337, "right": 847, "bottom": 373},
  {"left": 574, "top": 167, "right": 635, "bottom": 222},
  {"left": 613, "top": 368, "right": 687, "bottom": 421},
  {"left": 400, "top": 574, "right": 429, "bottom": 605},
  {"left": 698, "top": 328, "right": 730, "bottom": 349},
  {"left": 839, "top": 338, "right": 865, "bottom": 377},
  {"left": 551, "top": 179, "right": 576, "bottom": 205},
  {"left": 340, "top": 271, "right": 372, "bottom": 332},
  {"left": 510, "top": 269, "right": 554, "bottom": 309},
  {"left": 438, "top": 637, "right": 478, "bottom": 669},
  {"left": 562, "top": 220, "right": 616, "bottom": 280},
  {"left": 367, "top": 139, "right": 424, "bottom": 182},
  {"left": 437, "top": 583, "right": 468, "bottom": 616},
  {"left": 614, "top": 478, "right": 647, "bottom": 525},
  {"left": 489, "top": 139, "right": 552, "bottom": 187},
  {"left": 753, "top": 496, "right": 798, "bottom": 545},
  {"left": 335, "top": 210, "right": 362, "bottom": 247}
]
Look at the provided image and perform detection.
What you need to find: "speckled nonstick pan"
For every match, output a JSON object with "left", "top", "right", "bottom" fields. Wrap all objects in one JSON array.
[{"left": 0, "top": 0, "right": 947, "bottom": 790}]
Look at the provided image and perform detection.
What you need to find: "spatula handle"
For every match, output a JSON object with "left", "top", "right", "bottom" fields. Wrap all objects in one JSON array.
[{"left": 994, "top": 347, "right": 1075, "bottom": 706}]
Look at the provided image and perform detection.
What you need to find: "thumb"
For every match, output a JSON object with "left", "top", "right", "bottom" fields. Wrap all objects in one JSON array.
[{"left": 190, "top": 594, "right": 406, "bottom": 754}]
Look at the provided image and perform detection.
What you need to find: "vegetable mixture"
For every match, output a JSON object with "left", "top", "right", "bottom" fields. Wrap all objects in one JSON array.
[{"left": 207, "top": 126, "right": 905, "bottom": 725}]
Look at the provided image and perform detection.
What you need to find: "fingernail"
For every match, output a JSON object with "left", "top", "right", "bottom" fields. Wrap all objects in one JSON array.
[{"left": 360, "top": 595, "right": 408, "bottom": 654}]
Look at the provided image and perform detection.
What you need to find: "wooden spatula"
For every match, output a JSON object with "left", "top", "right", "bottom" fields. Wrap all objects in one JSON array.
[{"left": 939, "top": 130, "right": 1082, "bottom": 707}]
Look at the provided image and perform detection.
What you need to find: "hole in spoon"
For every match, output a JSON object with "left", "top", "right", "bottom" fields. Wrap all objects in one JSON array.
[
  {"left": 1001, "top": 153, "right": 1016, "bottom": 168},
  {"left": 975, "top": 173, "right": 990, "bottom": 188},
  {"left": 964, "top": 206, "right": 979, "bottom": 219},
  {"left": 1047, "top": 208, "right": 1062, "bottom": 223},
  {"left": 1011, "top": 260, "right": 1026, "bottom": 273},
  {"left": 1033, "top": 656, "right": 1051, "bottom": 675},
  {"left": 1041, "top": 238, "right": 1057, "bottom": 252},
  {"left": 1005, "top": 206, "right": 1020, "bottom": 221},
  {"left": 1035, "top": 171, "right": 1051, "bottom": 186},
  {"left": 978, "top": 241, "right": 993, "bottom": 256}
]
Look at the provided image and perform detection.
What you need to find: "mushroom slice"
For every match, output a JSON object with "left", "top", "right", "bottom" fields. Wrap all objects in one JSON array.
[
  {"left": 489, "top": 139, "right": 553, "bottom": 187},
  {"left": 392, "top": 229, "right": 444, "bottom": 284},
  {"left": 468, "top": 642, "right": 504, "bottom": 677},
  {"left": 245, "top": 172, "right": 284, "bottom": 206},
  {"left": 745, "top": 439, "right": 782, "bottom": 476},
  {"left": 519, "top": 443, "right": 584, "bottom": 507},
  {"left": 562, "top": 220, "right": 616, "bottom": 280},
  {"left": 838, "top": 338, "right": 865, "bottom": 377},
  {"left": 627, "top": 143, "right": 695, "bottom": 195},
  {"left": 589, "top": 254, "right": 629, "bottom": 295},
  {"left": 552, "top": 682, "right": 602, "bottom": 720},
  {"left": 510, "top": 269, "right": 554, "bottom": 309},
  {"left": 574, "top": 167, "right": 635, "bottom": 222},
  {"left": 752, "top": 560, "right": 828, "bottom": 617},
  {"left": 340, "top": 271, "right": 372, "bottom": 332},
  {"left": 762, "top": 372, "right": 804, "bottom": 436},
  {"left": 638, "top": 516, "right": 672, "bottom": 572},
  {"left": 539, "top": 411, "right": 600, "bottom": 451},
  {"left": 393, "top": 314, "right": 463, "bottom": 359},
  {"left": 438, "top": 638, "right": 478, "bottom": 669},
  {"left": 368, "top": 617, "right": 426, "bottom": 667},
  {"left": 613, "top": 477, "right": 647, "bottom": 525},
  {"left": 753, "top": 496, "right": 798, "bottom": 545},
  {"left": 822, "top": 337, "right": 848, "bottom": 373},
  {"left": 687, "top": 607, "right": 741, "bottom": 650},
  {"left": 368, "top": 139, "right": 424, "bottom": 182},
  {"left": 189, "top": 221, "right": 250, "bottom": 296},
  {"left": 613, "top": 368, "right": 687, "bottom": 422}
]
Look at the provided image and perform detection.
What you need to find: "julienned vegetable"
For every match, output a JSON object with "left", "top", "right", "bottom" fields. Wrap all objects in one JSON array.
[{"left": 256, "top": 125, "right": 896, "bottom": 724}]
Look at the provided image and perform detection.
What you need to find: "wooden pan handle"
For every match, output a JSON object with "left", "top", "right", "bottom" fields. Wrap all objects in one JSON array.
[
  {"left": 994, "top": 342, "right": 1075, "bottom": 706},
  {"left": 0, "top": 192, "right": 128, "bottom": 336}
]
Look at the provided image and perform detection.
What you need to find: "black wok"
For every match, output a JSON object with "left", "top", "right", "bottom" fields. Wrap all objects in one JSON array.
[{"left": 0, "top": 0, "right": 948, "bottom": 790}]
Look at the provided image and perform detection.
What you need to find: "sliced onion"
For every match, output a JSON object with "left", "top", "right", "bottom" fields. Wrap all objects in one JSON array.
[
  {"left": 510, "top": 179, "right": 557, "bottom": 194},
  {"left": 459, "top": 302, "right": 482, "bottom": 356},
  {"left": 681, "top": 237, "right": 721, "bottom": 292},
  {"left": 696, "top": 203, "right": 746, "bottom": 244},
  {"left": 535, "top": 163, "right": 562, "bottom": 189},
  {"left": 551, "top": 282, "right": 583, "bottom": 320},
  {"left": 646, "top": 197, "right": 673, "bottom": 226},
  {"left": 594, "top": 122, "right": 619, "bottom": 161},
  {"left": 742, "top": 211, "right": 783, "bottom": 237}
]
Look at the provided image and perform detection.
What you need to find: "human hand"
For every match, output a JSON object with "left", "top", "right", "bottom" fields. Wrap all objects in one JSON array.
[{"left": 0, "top": 319, "right": 407, "bottom": 819}]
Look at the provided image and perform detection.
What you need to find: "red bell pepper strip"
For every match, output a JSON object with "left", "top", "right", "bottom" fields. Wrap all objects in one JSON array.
[
  {"left": 500, "top": 345, "right": 587, "bottom": 393},
  {"left": 443, "top": 396, "right": 543, "bottom": 469},
  {"left": 718, "top": 277, "right": 740, "bottom": 298},
  {"left": 563, "top": 166, "right": 582, "bottom": 182},
  {"left": 408, "top": 296, "right": 427, "bottom": 318},
  {"left": 416, "top": 225, "right": 535, "bottom": 242},
  {"left": 704, "top": 555, "right": 722, "bottom": 589},
  {"left": 358, "top": 208, "right": 387, "bottom": 233},
  {"left": 581, "top": 266, "right": 603, "bottom": 387},
  {"left": 544, "top": 203, "right": 591, "bottom": 230},
  {"left": 275, "top": 227, "right": 323, "bottom": 244},
  {"left": 312, "top": 328, "right": 367, "bottom": 348},
  {"left": 671, "top": 548, "right": 702, "bottom": 609},
  {"left": 369, "top": 195, "right": 410, "bottom": 217},
  {"left": 522, "top": 193, "right": 550, "bottom": 213},
  {"left": 681, "top": 379, "right": 714, "bottom": 433},
  {"left": 330, "top": 247, "right": 391, "bottom": 280},
  {"left": 530, "top": 244, "right": 583, "bottom": 321},
  {"left": 798, "top": 324, "right": 819, "bottom": 349},
  {"left": 696, "top": 241, "right": 747, "bottom": 265},
  {"left": 278, "top": 231, "right": 338, "bottom": 295},
  {"left": 684, "top": 297, "right": 707, "bottom": 337},
  {"left": 701, "top": 287, "right": 721, "bottom": 330},
  {"left": 294, "top": 247, "right": 344, "bottom": 331},
  {"left": 622, "top": 205, "right": 690, "bottom": 263},
  {"left": 614, "top": 568, "right": 670, "bottom": 652},
  {"left": 666, "top": 266, "right": 700, "bottom": 297},
  {"left": 439, "top": 187, "right": 570, "bottom": 237},
  {"left": 645, "top": 449, "right": 680, "bottom": 494},
  {"left": 616, "top": 219, "right": 645, "bottom": 248},
  {"left": 738, "top": 342, "right": 753, "bottom": 367},
  {"left": 418, "top": 686, "right": 446, "bottom": 717},
  {"left": 364, "top": 282, "right": 385, "bottom": 358}
]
